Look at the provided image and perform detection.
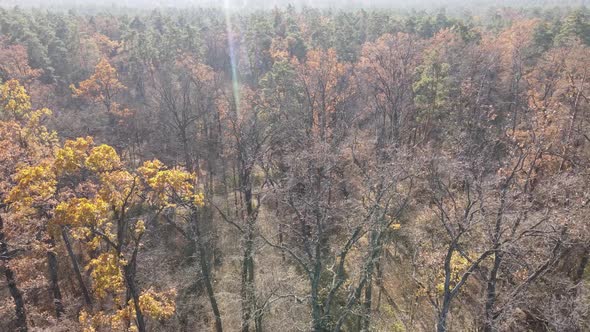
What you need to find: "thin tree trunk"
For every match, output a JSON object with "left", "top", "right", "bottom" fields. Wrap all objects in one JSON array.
[
  {"left": 483, "top": 252, "right": 503, "bottom": 332},
  {"left": 311, "top": 168, "right": 325, "bottom": 332},
  {"left": 180, "top": 128, "right": 193, "bottom": 173},
  {"left": 240, "top": 252, "right": 251, "bottom": 332},
  {"left": 118, "top": 222, "right": 145, "bottom": 332},
  {"left": 559, "top": 84, "right": 584, "bottom": 172},
  {"left": 192, "top": 210, "right": 223, "bottom": 332},
  {"left": 47, "top": 243, "right": 65, "bottom": 318},
  {"left": 4, "top": 262, "right": 27, "bottom": 331},
  {"left": 361, "top": 273, "right": 374, "bottom": 332},
  {"left": 437, "top": 245, "right": 455, "bottom": 332},
  {"left": 484, "top": 187, "right": 507, "bottom": 332},
  {"left": 61, "top": 227, "right": 92, "bottom": 307},
  {"left": 1, "top": 210, "right": 27, "bottom": 331},
  {"left": 124, "top": 254, "right": 146, "bottom": 332},
  {"left": 574, "top": 246, "right": 589, "bottom": 284},
  {"left": 232, "top": 164, "right": 240, "bottom": 219},
  {"left": 437, "top": 297, "right": 451, "bottom": 332},
  {"left": 360, "top": 231, "right": 381, "bottom": 332},
  {"left": 241, "top": 224, "right": 255, "bottom": 332},
  {"left": 239, "top": 159, "right": 258, "bottom": 332}
]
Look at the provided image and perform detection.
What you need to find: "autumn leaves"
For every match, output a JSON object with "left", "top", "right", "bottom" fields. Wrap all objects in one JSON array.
[{"left": 1, "top": 79, "right": 201, "bottom": 331}]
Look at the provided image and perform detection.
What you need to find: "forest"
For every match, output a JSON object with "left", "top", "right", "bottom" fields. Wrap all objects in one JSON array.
[{"left": 0, "top": 2, "right": 589, "bottom": 331}]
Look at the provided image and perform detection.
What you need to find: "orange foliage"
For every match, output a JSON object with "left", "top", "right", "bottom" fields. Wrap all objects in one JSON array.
[
  {"left": 488, "top": 19, "right": 539, "bottom": 85},
  {"left": 0, "top": 37, "right": 42, "bottom": 84},
  {"left": 93, "top": 33, "right": 122, "bottom": 57},
  {"left": 293, "top": 48, "right": 354, "bottom": 140},
  {"left": 71, "top": 58, "right": 126, "bottom": 112}
]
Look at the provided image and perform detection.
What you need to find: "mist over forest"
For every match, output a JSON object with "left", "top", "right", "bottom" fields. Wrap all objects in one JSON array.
[{"left": 0, "top": 0, "right": 588, "bottom": 10}]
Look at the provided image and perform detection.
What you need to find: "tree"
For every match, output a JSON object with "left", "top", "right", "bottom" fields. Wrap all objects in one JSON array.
[
  {"left": 7, "top": 137, "right": 195, "bottom": 332},
  {"left": 70, "top": 58, "right": 131, "bottom": 149},
  {"left": 148, "top": 52, "right": 218, "bottom": 174},
  {"left": 0, "top": 37, "right": 42, "bottom": 85},
  {"left": 0, "top": 79, "right": 56, "bottom": 331},
  {"left": 556, "top": 9, "right": 590, "bottom": 45},
  {"left": 413, "top": 30, "right": 460, "bottom": 143},
  {"left": 493, "top": 19, "right": 538, "bottom": 132},
  {"left": 294, "top": 48, "right": 355, "bottom": 142},
  {"left": 214, "top": 84, "right": 271, "bottom": 332},
  {"left": 359, "top": 33, "right": 423, "bottom": 149}
]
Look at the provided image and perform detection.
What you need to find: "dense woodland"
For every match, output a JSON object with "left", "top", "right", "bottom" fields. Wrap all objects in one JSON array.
[{"left": 0, "top": 2, "right": 589, "bottom": 332}]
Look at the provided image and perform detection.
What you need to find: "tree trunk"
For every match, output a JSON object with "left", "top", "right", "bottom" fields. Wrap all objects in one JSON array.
[
  {"left": 1, "top": 211, "right": 27, "bottom": 331},
  {"left": 241, "top": 223, "right": 255, "bottom": 332},
  {"left": 483, "top": 252, "right": 503, "bottom": 332},
  {"left": 61, "top": 227, "right": 92, "bottom": 307},
  {"left": 254, "top": 307, "right": 263, "bottom": 332},
  {"left": 310, "top": 275, "right": 323, "bottom": 332},
  {"left": 437, "top": 298, "right": 451, "bottom": 332},
  {"left": 360, "top": 256, "right": 377, "bottom": 331},
  {"left": 311, "top": 169, "right": 325, "bottom": 332},
  {"left": 574, "top": 246, "right": 589, "bottom": 284},
  {"left": 4, "top": 262, "right": 28, "bottom": 331},
  {"left": 192, "top": 210, "right": 223, "bottom": 332},
  {"left": 239, "top": 159, "right": 258, "bottom": 332},
  {"left": 180, "top": 127, "right": 193, "bottom": 173},
  {"left": 121, "top": 234, "right": 146, "bottom": 332},
  {"left": 437, "top": 245, "right": 454, "bottom": 332},
  {"left": 360, "top": 231, "right": 382, "bottom": 332},
  {"left": 360, "top": 273, "right": 374, "bottom": 332},
  {"left": 47, "top": 244, "right": 65, "bottom": 318},
  {"left": 124, "top": 262, "right": 146, "bottom": 332}
]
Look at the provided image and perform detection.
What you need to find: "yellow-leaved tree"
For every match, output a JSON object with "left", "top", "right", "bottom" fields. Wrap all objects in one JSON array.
[
  {"left": 8, "top": 134, "right": 203, "bottom": 332},
  {"left": 70, "top": 58, "right": 134, "bottom": 152},
  {"left": 70, "top": 58, "right": 126, "bottom": 115},
  {"left": 0, "top": 79, "right": 58, "bottom": 331}
]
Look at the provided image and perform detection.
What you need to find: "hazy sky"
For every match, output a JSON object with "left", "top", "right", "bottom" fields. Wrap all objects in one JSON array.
[{"left": 0, "top": 0, "right": 586, "bottom": 9}]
